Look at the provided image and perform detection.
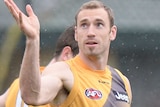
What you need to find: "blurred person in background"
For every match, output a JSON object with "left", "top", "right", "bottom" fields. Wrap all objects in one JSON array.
[
  {"left": 0, "top": 25, "right": 78, "bottom": 107},
  {"left": 4, "top": 0, "right": 132, "bottom": 107}
]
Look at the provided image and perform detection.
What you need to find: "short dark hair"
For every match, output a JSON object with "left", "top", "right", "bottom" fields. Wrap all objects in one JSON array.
[
  {"left": 54, "top": 25, "right": 78, "bottom": 59},
  {"left": 75, "top": 0, "right": 114, "bottom": 28}
]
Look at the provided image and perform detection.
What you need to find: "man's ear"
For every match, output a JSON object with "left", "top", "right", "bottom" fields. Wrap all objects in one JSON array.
[
  {"left": 60, "top": 46, "right": 73, "bottom": 61},
  {"left": 110, "top": 25, "right": 117, "bottom": 41}
]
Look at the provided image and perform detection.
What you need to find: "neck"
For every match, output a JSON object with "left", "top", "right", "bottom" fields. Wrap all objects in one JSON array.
[{"left": 78, "top": 53, "right": 108, "bottom": 70}]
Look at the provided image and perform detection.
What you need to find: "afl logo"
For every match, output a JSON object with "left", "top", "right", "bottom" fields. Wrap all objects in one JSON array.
[{"left": 85, "top": 88, "right": 102, "bottom": 100}]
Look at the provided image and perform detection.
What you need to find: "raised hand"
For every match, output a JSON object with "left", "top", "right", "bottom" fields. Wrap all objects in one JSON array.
[{"left": 4, "top": 0, "right": 40, "bottom": 39}]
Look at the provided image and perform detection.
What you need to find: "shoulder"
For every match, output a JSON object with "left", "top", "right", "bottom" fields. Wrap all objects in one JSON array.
[
  {"left": 114, "top": 68, "right": 132, "bottom": 104},
  {"left": 42, "top": 61, "right": 73, "bottom": 92},
  {"left": 42, "top": 61, "right": 72, "bottom": 79},
  {"left": 44, "top": 61, "right": 70, "bottom": 72},
  {"left": 112, "top": 68, "right": 131, "bottom": 87}
]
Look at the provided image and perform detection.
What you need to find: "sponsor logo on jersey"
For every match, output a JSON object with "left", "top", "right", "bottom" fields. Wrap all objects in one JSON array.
[
  {"left": 113, "top": 90, "right": 129, "bottom": 103},
  {"left": 98, "top": 80, "right": 110, "bottom": 84},
  {"left": 85, "top": 88, "right": 102, "bottom": 100}
]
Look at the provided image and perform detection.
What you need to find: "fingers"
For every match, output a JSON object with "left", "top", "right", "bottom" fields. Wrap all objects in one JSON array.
[
  {"left": 4, "top": 0, "right": 35, "bottom": 18},
  {"left": 6, "top": 2, "right": 19, "bottom": 21},
  {"left": 7, "top": 0, "right": 21, "bottom": 14},
  {"left": 4, "top": 0, "right": 19, "bottom": 21},
  {"left": 19, "top": 12, "right": 23, "bottom": 26},
  {"left": 26, "top": 4, "right": 35, "bottom": 17}
]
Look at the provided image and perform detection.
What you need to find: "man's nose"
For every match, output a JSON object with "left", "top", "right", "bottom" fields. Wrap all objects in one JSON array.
[{"left": 87, "top": 25, "right": 95, "bottom": 37}]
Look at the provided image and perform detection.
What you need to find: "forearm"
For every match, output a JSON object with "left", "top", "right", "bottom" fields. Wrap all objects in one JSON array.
[
  {"left": 4, "top": 0, "right": 41, "bottom": 105},
  {"left": 19, "top": 37, "right": 41, "bottom": 105}
]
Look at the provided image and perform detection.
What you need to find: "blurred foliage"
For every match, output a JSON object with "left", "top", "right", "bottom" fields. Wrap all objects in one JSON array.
[{"left": 0, "top": 24, "right": 21, "bottom": 91}]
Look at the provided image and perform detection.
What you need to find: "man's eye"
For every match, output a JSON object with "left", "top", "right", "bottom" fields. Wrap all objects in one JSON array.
[
  {"left": 97, "top": 23, "right": 104, "bottom": 28},
  {"left": 81, "top": 23, "right": 88, "bottom": 28}
]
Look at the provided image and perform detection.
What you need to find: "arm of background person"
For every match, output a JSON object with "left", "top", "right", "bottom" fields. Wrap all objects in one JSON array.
[{"left": 0, "top": 89, "right": 9, "bottom": 107}]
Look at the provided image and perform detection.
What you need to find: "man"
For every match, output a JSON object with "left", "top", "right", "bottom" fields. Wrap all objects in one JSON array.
[
  {"left": 4, "top": 0, "right": 132, "bottom": 107},
  {"left": 0, "top": 25, "right": 78, "bottom": 107}
]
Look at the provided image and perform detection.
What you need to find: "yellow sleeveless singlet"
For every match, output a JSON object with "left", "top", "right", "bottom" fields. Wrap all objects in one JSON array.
[
  {"left": 59, "top": 55, "right": 131, "bottom": 107},
  {"left": 6, "top": 56, "right": 131, "bottom": 107}
]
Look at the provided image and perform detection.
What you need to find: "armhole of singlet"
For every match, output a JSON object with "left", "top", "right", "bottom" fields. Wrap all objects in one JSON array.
[{"left": 60, "top": 61, "right": 79, "bottom": 107}]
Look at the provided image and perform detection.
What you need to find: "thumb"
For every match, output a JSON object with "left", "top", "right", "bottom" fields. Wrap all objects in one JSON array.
[{"left": 26, "top": 4, "right": 35, "bottom": 16}]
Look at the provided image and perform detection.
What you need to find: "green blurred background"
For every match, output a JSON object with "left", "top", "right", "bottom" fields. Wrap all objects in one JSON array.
[{"left": 0, "top": 0, "right": 160, "bottom": 107}]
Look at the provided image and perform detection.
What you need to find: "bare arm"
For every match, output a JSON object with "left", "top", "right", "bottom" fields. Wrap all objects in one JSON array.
[
  {"left": 4, "top": 0, "right": 41, "bottom": 105},
  {"left": 20, "top": 36, "right": 41, "bottom": 105},
  {"left": 4, "top": 0, "right": 65, "bottom": 105},
  {"left": 4, "top": 0, "right": 41, "bottom": 104},
  {"left": 0, "top": 89, "right": 9, "bottom": 107}
]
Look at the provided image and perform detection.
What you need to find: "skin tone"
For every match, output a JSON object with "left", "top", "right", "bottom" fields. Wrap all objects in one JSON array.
[
  {"left": 0, "top": 90, "right": 8, "bottom": 107},
  {"left": 75, "top": 8, "right": 117, "bottom": 70},
  {"left": 4, "top": 0, "right": 131, "bottom": 106},
  {"left": 0, "top": 46, "right": 74, "bottom": 107}
]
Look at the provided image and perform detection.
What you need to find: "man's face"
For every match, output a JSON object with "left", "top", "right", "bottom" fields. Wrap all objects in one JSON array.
[{"left": 75, "top": 8, "right": 116, "bottom": 57}]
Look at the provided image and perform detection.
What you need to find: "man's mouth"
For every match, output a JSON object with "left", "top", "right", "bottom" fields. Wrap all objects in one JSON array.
[{"left": 86, "top": 41, "right": 98, "bottom": 47}]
